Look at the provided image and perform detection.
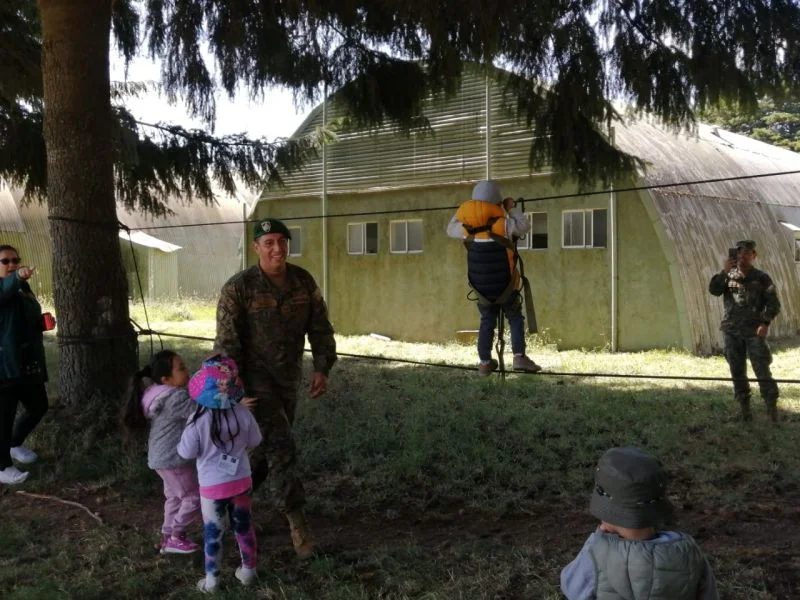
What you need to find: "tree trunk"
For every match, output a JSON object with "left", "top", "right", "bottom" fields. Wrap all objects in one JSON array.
[{"left": 38, "top": 0, "right": 137, "bottom": 415}]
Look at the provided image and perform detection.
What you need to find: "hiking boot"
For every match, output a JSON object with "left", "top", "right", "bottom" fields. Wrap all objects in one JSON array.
[
  {"left": 766, "top": 402, "right": 778, "bottom": 423},
  {"left": 0, "top": 465, "right": 29, "bottom": 485},
  {"left": 739, "top": 398, "right": 752, "bottom": 422},
  {"left": 512, "top": 355, "right": 542, "bottom": 373},
  {"left": 162, "top": 534, "right": 200, "bottom": 554},
  {"left": 10, "top": 446, "right": 38, "bottom": 465},
  {"left": 478, "top": 359, "right": 498, "bottom": 377},
  {"left": 235, "top": 566, "right": 257, "bottom": 586},
  {"left": 287, "top": 510, "right": 316, "bottom": 560}
]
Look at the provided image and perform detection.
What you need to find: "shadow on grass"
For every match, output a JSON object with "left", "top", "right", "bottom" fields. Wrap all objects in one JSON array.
[{"left": 8, "top": 338, "right": 797, "bottom": 599}]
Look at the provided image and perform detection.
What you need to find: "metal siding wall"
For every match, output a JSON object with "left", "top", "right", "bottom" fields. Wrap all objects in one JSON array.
[
  {"left": 118, "top": 197, "right": 246, "bottom": 299},
  {"left": 489, "top": 84, "right": 541, "bottom": 179},
  {"left": 5, "top": 190, "right": 247, "bottom": 303},
  {"left": 0, "top": 196, "right": 55, "bottom": 299}
]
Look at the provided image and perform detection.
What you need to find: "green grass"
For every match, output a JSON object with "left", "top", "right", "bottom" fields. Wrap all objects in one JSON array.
[{"left": 5, "top": 302, "right": 800, "bottom": 598}]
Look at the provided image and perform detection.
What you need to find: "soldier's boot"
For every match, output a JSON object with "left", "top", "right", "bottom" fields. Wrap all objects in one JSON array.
[
  {"left": 287, "top": 510, "right": 316, "bottom": 560},
  {"left": 738, "top": 397, "right": 752, "bottom": 422},
  {"left": 765, "top": 400, "right": 778, "bottom": 424}
]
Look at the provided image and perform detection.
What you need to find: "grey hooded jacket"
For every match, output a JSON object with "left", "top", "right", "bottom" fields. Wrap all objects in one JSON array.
[{"left": 142, "top": 383, "right": 195, "bottom": 470}]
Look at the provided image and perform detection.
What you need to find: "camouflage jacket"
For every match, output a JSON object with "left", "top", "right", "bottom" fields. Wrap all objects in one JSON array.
[
  {"left": 709, "top": 266, "right": 781, "bottom": 334},
  {"left": 215, "top": 264, "right": 337, "bottom": 391}
]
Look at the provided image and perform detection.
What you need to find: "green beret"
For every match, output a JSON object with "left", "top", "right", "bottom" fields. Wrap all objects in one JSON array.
[
  {"left": 735, "top": 240, "right": 756, "bottom": 251},
  {"left": 253, "top": 219, "right": 291, "bottom": 240}
]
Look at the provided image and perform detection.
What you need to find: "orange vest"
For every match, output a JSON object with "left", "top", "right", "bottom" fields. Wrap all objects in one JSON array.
[{"left": 456, "top": 200, "right": 519, "bottom": 289}]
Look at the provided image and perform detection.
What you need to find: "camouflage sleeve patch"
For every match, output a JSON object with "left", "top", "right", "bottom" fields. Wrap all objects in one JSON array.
[{"left": 214, "top": 281, "right": 245, "bottom": 366}]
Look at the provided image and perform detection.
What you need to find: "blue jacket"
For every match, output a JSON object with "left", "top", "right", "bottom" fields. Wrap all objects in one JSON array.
[{"left": 0, "top": 273, "right": 48, "bottom": 384}]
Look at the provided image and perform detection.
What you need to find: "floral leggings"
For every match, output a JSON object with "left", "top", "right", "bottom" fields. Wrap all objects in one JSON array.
[{"left": 200, "top": 491, "right": 257, "bottom": 576}]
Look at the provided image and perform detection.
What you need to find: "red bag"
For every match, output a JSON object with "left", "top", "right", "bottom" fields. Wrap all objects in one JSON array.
[{"left": 42, "top": 312, "right": 56, "bottom": 331}]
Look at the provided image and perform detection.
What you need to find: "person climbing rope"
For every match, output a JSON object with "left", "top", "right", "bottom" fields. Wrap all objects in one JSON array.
[{"left": 446, "top": 180, "right": 541, "bottom": 376}]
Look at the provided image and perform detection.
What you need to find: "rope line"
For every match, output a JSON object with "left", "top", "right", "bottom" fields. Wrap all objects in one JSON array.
[
  {"left": 134, "top": 329, "right": 800, "bottom": 385},
  {"left": 120, "top": 220, "right": 155, "bottom": 356},
  {"left": 44, "top": 167, "right": 800, "bottom": 231}
]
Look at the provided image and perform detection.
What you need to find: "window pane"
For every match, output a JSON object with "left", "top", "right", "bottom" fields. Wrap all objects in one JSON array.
[
  {"left": 348, "top": 223, "right": 363, "bottom": 254},
  {"left": 530, "top": 213, "right": 547, "bottom": 249},
  {"left": 573, "top": 212, "right": 585, "bottom": 246},
  {"left": 562, "top": 213, "right": 571, "bottom": 246},
  {"left": 390, "top": 221, "right": 407, "bottom": 253},
  {"left": 365, "top": 222, "right": 379, "bottom": 254},
  {"left": 585, "top": 210, "right": 593, "bottom": 247},
  {"left": 592, "top": 209, "right": 608, "bottom": 248},
  {"left": 564, "top": 212, "right": 584, "bottom": 246},
  {"left": 795, "top": 239, "right": 800, "bottom": 262},
  {"left": 288, "top": 227, "right": 303, "bottom": 256},
  {"left": 407, "top": 221, "right": 423, "bottom": 252}
]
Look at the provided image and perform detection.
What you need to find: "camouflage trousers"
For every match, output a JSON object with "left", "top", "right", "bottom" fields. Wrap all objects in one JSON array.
[
  {"left": 723, "top": 332, "right": 779, "bottom": 406},
  {"left": 249, "top": 377, "right": 305, "bottom": 514}
]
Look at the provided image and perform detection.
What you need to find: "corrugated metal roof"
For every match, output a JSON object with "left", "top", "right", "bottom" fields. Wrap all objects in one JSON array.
[
  {"left": 263, "top": 71, "right": 542, "bottom": 198},
  {"left": 119, "top": 230, "right": 182, "bottom": 253},
  {"left": 614, "top": 119, "right": 800, "bottom": 207},
  {"left": 0, "top": 185, "right": 25, "bottom": 232}
]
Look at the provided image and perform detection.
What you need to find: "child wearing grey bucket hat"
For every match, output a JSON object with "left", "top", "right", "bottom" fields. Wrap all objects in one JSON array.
[{"left": 561, "top": 447, "right": 719, "bottom": 600}]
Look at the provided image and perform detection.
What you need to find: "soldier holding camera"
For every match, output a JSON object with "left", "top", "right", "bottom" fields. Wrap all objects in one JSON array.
[{"left": 709, "top": 240, "right": 780, "bottom": 422}]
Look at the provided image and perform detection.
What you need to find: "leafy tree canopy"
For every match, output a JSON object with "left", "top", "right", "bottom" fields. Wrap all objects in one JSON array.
[
  {"left": 702, "top": 99, "right": 800, "bottom": 153},
  {"left": 3, "top": 0, "right": 800, "bottom": 205}
]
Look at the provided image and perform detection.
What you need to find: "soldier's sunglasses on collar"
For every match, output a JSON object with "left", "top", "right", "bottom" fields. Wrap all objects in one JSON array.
[{"left": 0, "top": 257, "right": 22, "bottom": 265}]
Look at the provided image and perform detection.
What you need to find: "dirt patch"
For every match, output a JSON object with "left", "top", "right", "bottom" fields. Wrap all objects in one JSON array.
[{"left": 3, "top": 487, "right": 799, "bottom": 598}]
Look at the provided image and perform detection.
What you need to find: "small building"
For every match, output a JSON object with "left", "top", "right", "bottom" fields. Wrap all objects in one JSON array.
[
  {"left": 1, "top": 185, "right": 250, "bottom": 301},
  {"left": 258, "top": 73, "right": 799, "bottom": 353}
]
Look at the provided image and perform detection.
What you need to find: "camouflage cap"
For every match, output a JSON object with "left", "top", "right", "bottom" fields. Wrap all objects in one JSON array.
[
  {"left": 735, "top": 240, "right": 756, "bottom": 251},
  {"left": 254, "top": 218, "right": 292, "bottom": 240},
  {"left": 589, "top": 447, "right": 671, "bottom": 529}
]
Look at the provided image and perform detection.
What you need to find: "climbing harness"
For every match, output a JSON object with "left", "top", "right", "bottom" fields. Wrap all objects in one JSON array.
[{"left": 462, "top": 208, "right": 538, "bottom": 378}]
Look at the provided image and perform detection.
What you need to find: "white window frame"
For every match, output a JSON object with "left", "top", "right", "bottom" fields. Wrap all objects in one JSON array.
[
  {"left": 520, "top": 212, "right": 548, "bottom": 251},
  {"left": 561, "top": 209, "right": 607, "bottom": 249},
  {"left": 347, "top": 222, "right": 379, "bottom": 255},
  {"left": 389, "top": 219, "right": 424, "bottom": 254},
  {"left": 287, "top": 226, "right": 302, "bottom": 257},
  {"left": 795, "top": 238, "right": 800, "bottom": 262}
]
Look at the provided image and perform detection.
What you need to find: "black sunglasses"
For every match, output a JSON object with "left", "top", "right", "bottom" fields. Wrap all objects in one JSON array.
[{"left": 0, "top": 257, "right": 22, "bottom": 265}]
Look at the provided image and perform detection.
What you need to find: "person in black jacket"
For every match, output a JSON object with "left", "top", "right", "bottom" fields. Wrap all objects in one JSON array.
[
  {"left": 0, "top": 244, "right": 49, "bottom": 484},
  {"left": 709, "top": 240, "right": 781, "bottom": 422}
]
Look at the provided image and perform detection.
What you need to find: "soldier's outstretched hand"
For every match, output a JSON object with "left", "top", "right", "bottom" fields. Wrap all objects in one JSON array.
[{"left": 309, "top": 372, "right": 328, "bottom": 398}]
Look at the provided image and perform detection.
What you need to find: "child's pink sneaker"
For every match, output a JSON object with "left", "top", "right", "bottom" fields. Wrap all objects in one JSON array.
[{"left": 162, "top": 534, "right": 200, "bottom": 554}]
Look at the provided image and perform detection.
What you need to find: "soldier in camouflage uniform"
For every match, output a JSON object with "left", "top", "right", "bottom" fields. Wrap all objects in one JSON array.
[
  {"left": 215, "top": 218, "right": 337, "bottom": 559},
  {"left": 709, "top": 240, "right": 780, "bottom": 422}
]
